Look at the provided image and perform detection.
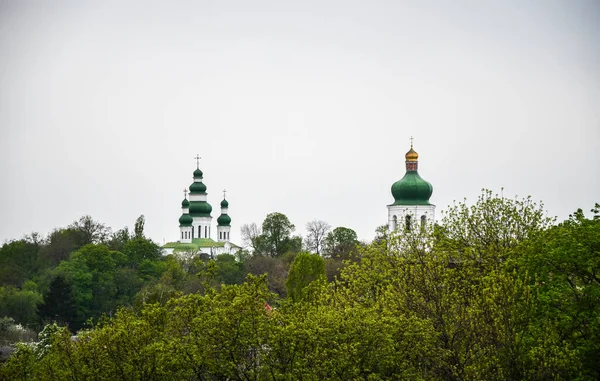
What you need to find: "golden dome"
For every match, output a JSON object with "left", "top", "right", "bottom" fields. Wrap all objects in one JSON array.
[{"left": 405, "top": 146, "right": 419, "bottom": 162}]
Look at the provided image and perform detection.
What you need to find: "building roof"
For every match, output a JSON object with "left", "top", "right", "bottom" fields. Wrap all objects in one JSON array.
[{"left": 163, "top": 238, "right": 241, "bottom": 252}]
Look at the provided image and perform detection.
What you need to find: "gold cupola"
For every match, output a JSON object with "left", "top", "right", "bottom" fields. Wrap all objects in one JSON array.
[{"left": 405, "top": 146, "right": 419, "bottom": 162}]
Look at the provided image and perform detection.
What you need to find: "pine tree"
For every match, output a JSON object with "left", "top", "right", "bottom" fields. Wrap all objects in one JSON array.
[{"left": 37, "top": 275, "right": 78, "bottom": 330}]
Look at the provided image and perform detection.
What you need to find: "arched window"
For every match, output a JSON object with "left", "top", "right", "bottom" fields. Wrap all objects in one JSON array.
[
  {"left": 392, "top": 215, "right": 398, "bottom": 230},
  {"left": 421, "top": 215, "right": 427, "bottom": 229},
  {"left": 406, "top": 215, "right": 412, "bottom": 231}
]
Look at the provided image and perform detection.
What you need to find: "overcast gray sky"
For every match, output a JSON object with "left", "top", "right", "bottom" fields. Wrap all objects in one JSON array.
[{"left": 1, "top": 0, "right": 599, "bottom": 246}]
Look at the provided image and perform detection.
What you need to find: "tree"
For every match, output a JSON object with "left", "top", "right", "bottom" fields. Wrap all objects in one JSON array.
[
  {"left": 517, "top": 204, "right": 600, "bottom": 379},
  {"left": 134, "top": 215, "right": 145, "bottom": 239},
  {"left": 43, "top": 228, "right": 80, "bottom": 264},
  {"left": 258, "top": 213, "right": 297, "bottom": 257},
  {"left": 107, "top": 227, "right": 131, "bottom": 252},
  {"left": 0, "top": 239, "right": 42, "bottom": 287},
  {"left": 323, "top": 227, "right": 359, "bottom": 259},
  {"left": 122, "top": 238, "right": 161, "bottom": 267},
  {"left": 0, "top": 284, "right": 42, "bottom": 328},
  {"left": 285, "top": 253, "right": 325, "bottom": 302},
  {"left": 438, "top": 189, "right": 554, "bottom": 261},
  {"left": 68, "top": 215, "right": 111, "bottom": 247},
  {"left": 240, "top": 223, "right": 262, "bottom": 252},
  {"left": 304, "top": 220, "right": 331, "bottom": 255},
  {"left": 55, "top": 244, "right": 127, "bottom": 329},
  {"left": 37, "top": 275, "right": 77, "bottom": 330}
]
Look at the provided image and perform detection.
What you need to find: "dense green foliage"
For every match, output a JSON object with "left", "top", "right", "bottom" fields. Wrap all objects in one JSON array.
[{"left": 1, "top": 194, "right": 599, "bottom": 380}]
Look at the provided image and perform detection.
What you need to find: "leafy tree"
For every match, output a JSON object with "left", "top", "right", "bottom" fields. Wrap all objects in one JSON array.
[
  {"left": 106, "top": 226, "right": 131, "bottom": 251},
  {"left": 0, "top": 239, "right": 42, "bottom": 287},
  {"left": 43, "top": 228, "right": 80, "bottom": 264},
  {"left": 55, "top": 244, "right": 127, "bottom": 329},
  {"left": 285, "top": 252, "right": 325, "bottom": 301},
  {"left": 438, "top": 189, "right": 554, "bottom": 261},
  {"left": 304, "top": 220, "right": 331, "bottom": 255},
  {"left": 122, "top": 237, "right": 161, "bottom": 266},
  {"left": 37, "top": 275, "right": 77, "bottom": 329},
  {"left": 517, "top": 204, "right": 600, "bottom": 379},
  {"left": 134, "top": 215, "right": 145, "bottom": 239},
  {"left": 0, "top": 285, "right": 42, "bottom": 328},
  {"left": 214, "top": 254, "right": 245, "bottom": 285},
  {"left": 68, "top": 215, "right": 111, "bottom": 247},
  {"left": 257, "top": 212, "right": 297, "bottom": 257},
  {"left": 324, "top": 226, "right": 359, "bottom": 259}
]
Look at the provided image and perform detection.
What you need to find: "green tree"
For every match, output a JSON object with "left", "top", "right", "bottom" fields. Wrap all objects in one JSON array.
[
  {"left": 106, "top": 226, "right": 131, "bottom": 251},
  {"left": 37, "top": 275, "right": 78, "bottom": 329},
  {"left": 0, "top": 238, "right": 42, "bottom": 287},
  {"left": 257, "top": 212, "right": 299, "bottom": 257},
  {"left": 68, "top": 215, "right": 111, "bottom": 247},
  {"left": 43, "top": 228, "right": 80, "bottom": 264},
  {"left": 122, "top": 237, "right": 161, "bottom": 266},
  {"left": 517, "top": 204, "right": 600, "bottom": 380},
  {"left": 0, "top": 285, "right": 42, "bottom": 328},
  {"left": 134, "top": 214, "right": 145, "bottom": 239},
  {"left": 215, "top": 254, "right": 245, "bottom": 285},
  {"left": 285, "top": 252, "right": 325, "bottom": 302},
  {"left": 324, "top": 226, "right": 359, "bottom": 259},
  {"left": 55, "top": 244, "right": 127, "bottom": 329}
]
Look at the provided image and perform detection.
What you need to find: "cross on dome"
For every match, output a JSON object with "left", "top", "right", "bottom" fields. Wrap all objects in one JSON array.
[
  {"left": 223, "top": 189, "right": 227, "bottom": 199},
  {"left": 194, "top": 154, "right": 201, "bottom": 169},
  {"left": 410, "top": 136, "right": 414, "bottom": 148},
  {"left": 183, "top": 189, "right": 188, "bottom": 199}
]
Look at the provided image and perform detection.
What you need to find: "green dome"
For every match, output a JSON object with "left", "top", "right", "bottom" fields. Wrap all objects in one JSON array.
[
  {"left": 193, "top": 169, "right": 203, "bottom": 178},
  {"left": 189, "top": 201, "right": 212, "bottom": 217},
  {"left": 189, "top": 181, "right": 207, "bottom": 193},
  {"left": 217, "top": 213, "right": 231, "bottom": 226},
  {"left": 181, "top": 198, "right": 190, "bottom": 208},
  {"left": 220, "top": 199, "right": 229, "bottom": 208},
  {"left": 391, "top": 171, "right": 433, "bottom": 205},
  {"left": 179, "top": 213, "right": 193, "bottom": 226}
]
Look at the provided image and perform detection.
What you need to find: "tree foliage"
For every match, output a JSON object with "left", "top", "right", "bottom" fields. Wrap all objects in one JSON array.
[
  {"left": 2, "top": 195, "right": 599, "bottom": 380},
  {"left": 285, "top": 252, "right": 325, "bottom": 302},
  {"left": 324, "top": 226, "right": 359, "bottom": 259}
]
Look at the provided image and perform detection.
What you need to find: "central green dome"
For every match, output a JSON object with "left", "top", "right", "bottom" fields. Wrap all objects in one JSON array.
[
  {"left": 189, "top": 182, "right": 207, "bottom": 194},
  {"left": 189, "top": 201, "right": 212, "bottom": 217},
  {"left": 391, "top": 171, "right": 433, "bottom": 205}
]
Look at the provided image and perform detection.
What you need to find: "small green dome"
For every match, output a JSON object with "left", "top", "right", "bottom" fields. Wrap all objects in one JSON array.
[
  {"left": 181, "top": 198, "right": 190, "bottom": 208},
  {"left": 217, "top": 213, "right": 231, "bottom": 226},
  {"left": 391, "top": 171, "right": 433, "bottom": 205},
  {"left": 179, "top": 213, "right": 193, "bottom": 226},
  {"left": 193, "top": 169, "right": 203, "bottom": 178},
  {"left": 189, "top": 181, "right": 207, "bottom": 193},
  {"left": 189, "top": 201, "right": 212, "bottom": 217},
  {"left": 220, "top": 199, "right": 229, "bottom": 208}
]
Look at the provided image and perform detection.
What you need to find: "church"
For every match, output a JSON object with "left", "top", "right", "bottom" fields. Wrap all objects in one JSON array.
[
  {"left": 387, "top": 141, "right": 435, "bottom": 231},
  {"left": 164, "top": 140, "right": 433, "bottom": 256},
  {"left": 162, "top": 157, "right": 241, "bottom": 256}
]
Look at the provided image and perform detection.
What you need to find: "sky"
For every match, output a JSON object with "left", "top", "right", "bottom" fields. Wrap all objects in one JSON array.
[{"left": 1, "top": 0, "right": 599, "bottom": 246}]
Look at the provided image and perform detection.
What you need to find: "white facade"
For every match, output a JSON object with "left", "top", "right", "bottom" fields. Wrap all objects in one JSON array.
[
  {"left": 388, "top": 204, "right": 435, "bottom": 231},
  {"left": 192, "top": 216, "right": 212, "bottom": 239}
]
